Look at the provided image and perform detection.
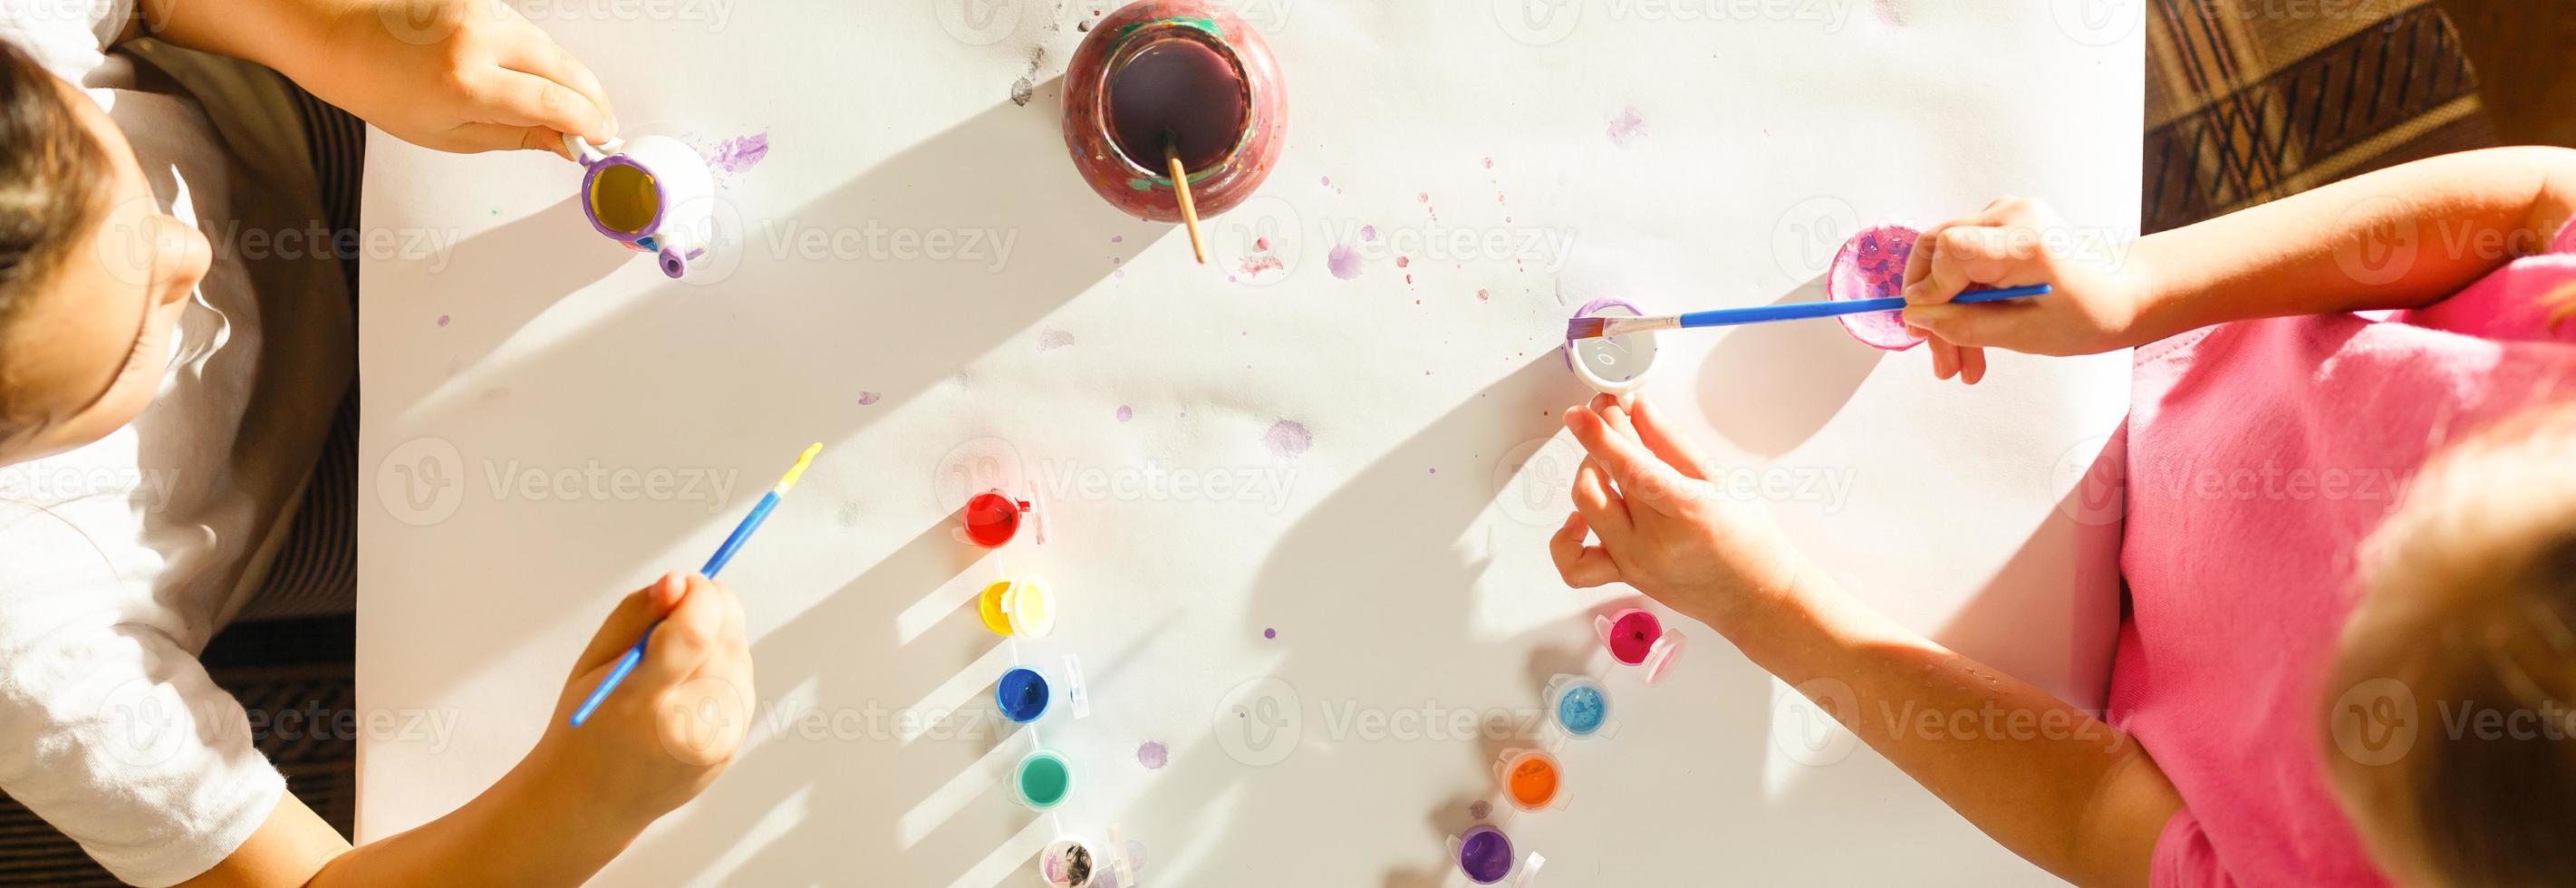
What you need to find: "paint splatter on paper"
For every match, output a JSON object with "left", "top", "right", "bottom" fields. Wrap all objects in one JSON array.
[
  {"left": 436, "top": 314, "right": 450, "bottom": 326},
  {"left": 1116, "top": 405, "right": 1134, "bottom": 422},
  {"left": 1607, "top": 106, "right": 1649, "bottom": 147},
  {"left": 1136, "top": 741, "right": 1168, "bottom": 769},
  {"left": 857, "top": 391, "right": 882, "bottom": 405},
  {"left": 1010, "top": 47, "right": 1047, "bottom": 107},
  {"left": 1470, "top": 800, "right": 1492, "bottom": 820},
  {"left": 709, "top": 132, "right": 770, "bottom": 173},
  {"left": 1264, "top": 420, "right": 1311, "bottom": 457},
  {"left": 1327, "top": 242, "right": 1363, "bottom": 280},
  {"left": 1263, "top": 627, "right": 1276, "bottom": 639},
  {"left": 1039, "top": 328, "right": 1076, "bottom": 351}
]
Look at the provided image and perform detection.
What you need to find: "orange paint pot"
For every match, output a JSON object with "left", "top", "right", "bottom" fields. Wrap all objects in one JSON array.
[{"left": 1493, "top": 748, "right": 1568, "bottom": 812}]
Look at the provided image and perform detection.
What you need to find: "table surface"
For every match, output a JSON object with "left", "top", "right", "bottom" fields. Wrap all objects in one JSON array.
[{"left": 356, "top": 1, "right": 2145, "bottom": 884}]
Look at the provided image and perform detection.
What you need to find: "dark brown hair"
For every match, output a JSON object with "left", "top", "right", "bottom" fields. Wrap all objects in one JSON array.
[{"left": 0, "top": 39, "right": 115, "bottom": 439}]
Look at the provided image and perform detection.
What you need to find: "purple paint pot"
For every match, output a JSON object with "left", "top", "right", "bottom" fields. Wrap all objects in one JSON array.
[
  {"left": 564, "top": 134, "right": 716, "bottom": 278},
  {"left": 1452, "top": 825, "right": 1546, "bottom": 885},
  {"left": 1595, "top": 607, "right": 1685, "bottom": 685},
  {"left": 1454, "top": 825, "right": 1513, "bottom": 884}
]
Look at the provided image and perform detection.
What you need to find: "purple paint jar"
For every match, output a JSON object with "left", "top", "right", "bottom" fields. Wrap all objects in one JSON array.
[{"left": 1454, "top": 825, "right": 1513, "bottom": 884}]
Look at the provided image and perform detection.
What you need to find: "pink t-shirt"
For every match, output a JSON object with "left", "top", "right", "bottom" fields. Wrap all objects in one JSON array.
[{"left": 2113, "top": 218, "right": 2576, "bottom": 888}]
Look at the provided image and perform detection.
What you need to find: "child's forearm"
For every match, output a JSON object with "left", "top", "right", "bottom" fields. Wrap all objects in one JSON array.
[
  {"left": 1721, "top": 576, "right": 2182, "bottom": 888},
  {"left": 305, "top": 753, "right": 645, "bottom": 887},
  {"left": 2127, "top": 146, "right": 2576, "bottom": 342},
  {"left": 133, "top": 0, "right": 352, "bottom": 79},
  {"left": 183, "top": 751, "right": 646, "bottom": 888}
]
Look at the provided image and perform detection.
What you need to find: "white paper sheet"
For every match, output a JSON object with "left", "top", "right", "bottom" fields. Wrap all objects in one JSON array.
[{"left": 358, "top": 1, "right": 2144, "bottom": 883}]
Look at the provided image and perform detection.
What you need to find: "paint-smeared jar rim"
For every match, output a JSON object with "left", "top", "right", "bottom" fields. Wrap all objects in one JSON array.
[{"left": 1093, "top": 25, "right": 1256, "bottom": 179}]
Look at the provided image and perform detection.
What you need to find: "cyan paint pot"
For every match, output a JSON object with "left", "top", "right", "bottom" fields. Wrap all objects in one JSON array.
[{"left": 1012, "top": 748, "right": 1076, "bottom": 811}]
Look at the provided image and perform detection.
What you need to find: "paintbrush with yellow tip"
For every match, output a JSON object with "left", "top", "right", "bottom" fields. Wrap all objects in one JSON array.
[{"left": 571, "top": 442, "right": 821, "bottom": 727}]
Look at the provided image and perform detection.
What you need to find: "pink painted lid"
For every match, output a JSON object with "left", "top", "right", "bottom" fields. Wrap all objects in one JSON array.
[{"left": 1828, "top": 224, "right": 1925, "bottom": 351}]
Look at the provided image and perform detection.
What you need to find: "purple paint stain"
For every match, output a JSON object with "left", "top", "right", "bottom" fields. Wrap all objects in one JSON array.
[
  {"left": 1263, "top": 420, "right": 1311, "bottom": 457},
  {"left": 1136, "top": 741, "right": 1168, "bottom": 769},
  {"left": 709, "top": 132, "right": 770, "bottom": 173},
  {"left": 1116, "top": 405, "right": 1134, "bottom": 422},
  {"left": 1469, "top": 800, "right": 1492, "bottom": 820},
  {"left": 1361, "top": 225, "right": 1378, "bottom": 241},
  {"left": 856, "top": 391, "right": 882, "bottom": 405},
  {"left": 436, "top": 314, "right": 450, "bottom": 326},
  {"left": 1607, "top": 106, "right": 1649, "bottom": 147},
  {"left": 1263, "top": 627, "right": 1276, "bottom": 639},
  {"left": 1111, "top": 235, "right": 1124, "bottom": 243},
  {"left": 1872, "top": 0, "right": 1905, "bottom": 25},
  {"left": 1327, "top": 242, "right": 1364, "bottom": 280},
  {"left": 1320, "top": 175, "right": 1331, "bottom": 187},
  {"left": 1039, "top": 328, "right": 1076, "bottom": 351}
]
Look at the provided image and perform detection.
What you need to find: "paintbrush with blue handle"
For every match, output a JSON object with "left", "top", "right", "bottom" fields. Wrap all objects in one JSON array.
[
  {"left": 568, "top": 442, "right": 820, "bottom": 729},
  {"left": 1567, "top": 284, "right": 2051, "bottom": 340}
]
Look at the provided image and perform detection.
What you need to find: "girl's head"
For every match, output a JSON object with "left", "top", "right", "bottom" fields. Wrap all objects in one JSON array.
[
  {"left": 2326, "top": 399, "right": 2576, "bottom": 888},
  {"left": 0, "top": 40, "right": 207, "bottom": 467}
]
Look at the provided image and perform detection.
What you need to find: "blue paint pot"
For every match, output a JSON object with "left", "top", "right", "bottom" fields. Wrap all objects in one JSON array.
[
  {"left": 1545, "top": 674, "right": 1613, "bottom": 738},
  {"left": 999, "top": 666, "right": 1052, "bottom": 723}
]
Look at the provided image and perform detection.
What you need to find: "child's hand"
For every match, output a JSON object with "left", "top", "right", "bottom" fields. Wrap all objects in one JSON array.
[
  {"left": 525, "top": 572, "right": 752, "bottom": 820},
  {"left": 312, "top": 0, "right": 615, "bottom": 159},
  {"left": 1550, "top": 394, "right": 1809, "bottom": 633},
  {"left": 1897, "top": 197, "right": 2157, "bottom": 383}
]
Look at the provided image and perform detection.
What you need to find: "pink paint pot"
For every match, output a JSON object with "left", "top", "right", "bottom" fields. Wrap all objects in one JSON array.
[
  {"left": 1594, "top": 607, "right": 1684, "bottom": 685},
  {"left": 1062, "top": 0, "right": 1287, "bottom": 223}
]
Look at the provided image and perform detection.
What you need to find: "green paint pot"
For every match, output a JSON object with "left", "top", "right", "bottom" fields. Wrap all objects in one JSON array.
[{"left": 1014, "top": 749, "right": 1075, "bottom": 810}]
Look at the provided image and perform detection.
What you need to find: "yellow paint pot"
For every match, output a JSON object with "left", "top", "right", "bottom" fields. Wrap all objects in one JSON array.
[{"left": 977, "top": 577, "right": 1056, "bottom": 639}]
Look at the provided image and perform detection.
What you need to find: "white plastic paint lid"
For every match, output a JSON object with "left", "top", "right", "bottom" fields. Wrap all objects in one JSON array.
[
  {"left": 1567, "top": 299, "right": 1657, "bottom": 397},
  {"left": 1004, "top": 577, "right": 1056, "bottom": 639}
]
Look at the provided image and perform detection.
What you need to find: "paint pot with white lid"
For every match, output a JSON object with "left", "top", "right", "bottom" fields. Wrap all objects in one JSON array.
[
  {"left": 1565, "top": 298, "right": 1658, "bottom": 403},
  {"left": 978, "top": 577, "right": 1058, "bottom": 640},
  {"left": 1039, "top": 825, "right": 1142, "bottom": 888},
  {"left": 1448, "top": 824, "right": 1547, "bottom": 886},
  {"left": 1594, "top": 606, "right": 1685, "bottom": 685},
  {"left": 564, "top": 133, "right": 714, "bottom": 278},
  {"left": 1542, "top": 673, "right": 1615, "bottom": 740}
]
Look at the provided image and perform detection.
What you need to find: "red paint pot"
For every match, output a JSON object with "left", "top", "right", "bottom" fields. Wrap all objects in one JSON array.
[
  {"left": 960, "top": 487, "right": 1047, "bottom": 548},
  {"left": 1062, "top": 0, "right": 1287, "bottom": 222},
  {"left": 1594, "top": 607, "right": 1685, "bottom": 685}
]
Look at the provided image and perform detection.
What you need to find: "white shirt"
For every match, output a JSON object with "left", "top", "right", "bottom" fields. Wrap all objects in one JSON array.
[{"left": 0, "top": 1, "right": 350, "bottom": 883}]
